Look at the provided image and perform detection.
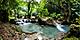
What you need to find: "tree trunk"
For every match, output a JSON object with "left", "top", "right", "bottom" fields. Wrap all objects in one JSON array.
[
  {"left": 60, "top": 1, "right": 71, "bottom": 22},
  {"left": 0, "top": 10, "right": 9, "bottom": 22}
]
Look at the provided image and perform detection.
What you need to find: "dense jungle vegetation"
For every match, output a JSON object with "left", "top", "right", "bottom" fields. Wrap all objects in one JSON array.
[{"left": 0, "top": 0, "right": 80, "bottom": 40}]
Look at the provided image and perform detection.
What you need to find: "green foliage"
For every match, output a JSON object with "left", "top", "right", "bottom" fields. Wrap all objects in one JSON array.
[
  {"left": 69, "top": 0, "right": 80, "bottom": 23},
  {"left": 38, "top": 8, "right": 49, "bottom": 17},
  {"left": 15, "top": 26, "right": 23, "bottom": 32},
  {"left": 76, "top": 17, "right": 80, "bottom": 25},
  {"left": 39, "top": 0, "right": 46, "bottom": 8},
  {"left": 0, "top": 0, "right": 18, "bottom": 10},
  {"left": 50, "top": 12, "right": 63, "bottom": 19},
  {"left": 37, "top": 0, "right": 49, "bottom": 17},
  {"left": 16, "top": 0, "right": 28, "bottom": 6},
  {"left": 0, "top": 35, "right": 3, "bottom": 40},
  {"left": 0, "top": 0, "right": 19, "bottom": 21},
  {"left": 63, "top": 37, "right": 79, "bottom": 40},
  {"left": 0, "top": 0, "right": 80, "bottom": 22}
]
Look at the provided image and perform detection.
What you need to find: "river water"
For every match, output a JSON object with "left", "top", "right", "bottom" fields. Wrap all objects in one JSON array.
[{"left": 17, "top": 23, "right": 70, "bottom": 38}]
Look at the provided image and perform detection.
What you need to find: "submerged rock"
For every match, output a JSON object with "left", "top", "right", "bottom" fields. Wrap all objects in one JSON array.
[{"left": 24, "top": 37, "right": 30, "bottom": 40}]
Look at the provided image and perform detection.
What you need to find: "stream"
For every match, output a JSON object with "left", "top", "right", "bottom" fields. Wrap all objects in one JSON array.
[{"left": 16, "top": 22, "right": 70, "bottom": 38}]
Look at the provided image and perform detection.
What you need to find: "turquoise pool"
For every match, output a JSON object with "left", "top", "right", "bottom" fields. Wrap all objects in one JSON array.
[{"left": 17, "top": 23, "right": 70, "bottom": 38}]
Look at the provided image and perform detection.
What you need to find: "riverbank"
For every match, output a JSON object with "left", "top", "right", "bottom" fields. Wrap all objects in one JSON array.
[{"left": 0, "top": 22, "right": 23, "bottom": 40}]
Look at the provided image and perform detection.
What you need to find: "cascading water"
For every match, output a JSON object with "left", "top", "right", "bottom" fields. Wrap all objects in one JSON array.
[{"left": 53, "top": 21, "right": 70, "bottom": 33}]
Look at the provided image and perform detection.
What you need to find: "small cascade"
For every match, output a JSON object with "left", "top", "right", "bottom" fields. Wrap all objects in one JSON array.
[
  {"left": 15, "top": 19, "right": 38, "bottom": 25},
  {"left": 53, "top": 21, "right": 70, "bottom": 33}
]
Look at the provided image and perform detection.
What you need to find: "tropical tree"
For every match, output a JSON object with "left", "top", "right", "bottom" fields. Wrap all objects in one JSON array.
[
  {"left": 16, "top": 0, "right": 41, "bottom": 18},
  {"left": 0, "top": 0, "right": 18, "bottom": 22},
  {"left": 45, "top": 0, "right": 80, "bottom": 23}
]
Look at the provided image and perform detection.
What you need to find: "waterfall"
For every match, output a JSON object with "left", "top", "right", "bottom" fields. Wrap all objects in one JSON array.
[
  {"left": 54, "top": 21, "right": 68, "bottom": 33},
  {"left": 15, "top": 19, "right": 32, "bottom": 26}
]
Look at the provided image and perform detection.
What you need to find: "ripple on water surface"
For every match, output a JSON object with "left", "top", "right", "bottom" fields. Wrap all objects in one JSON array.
[{"left": 18, "top": 23, "right": 69, "bottom": 38}]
